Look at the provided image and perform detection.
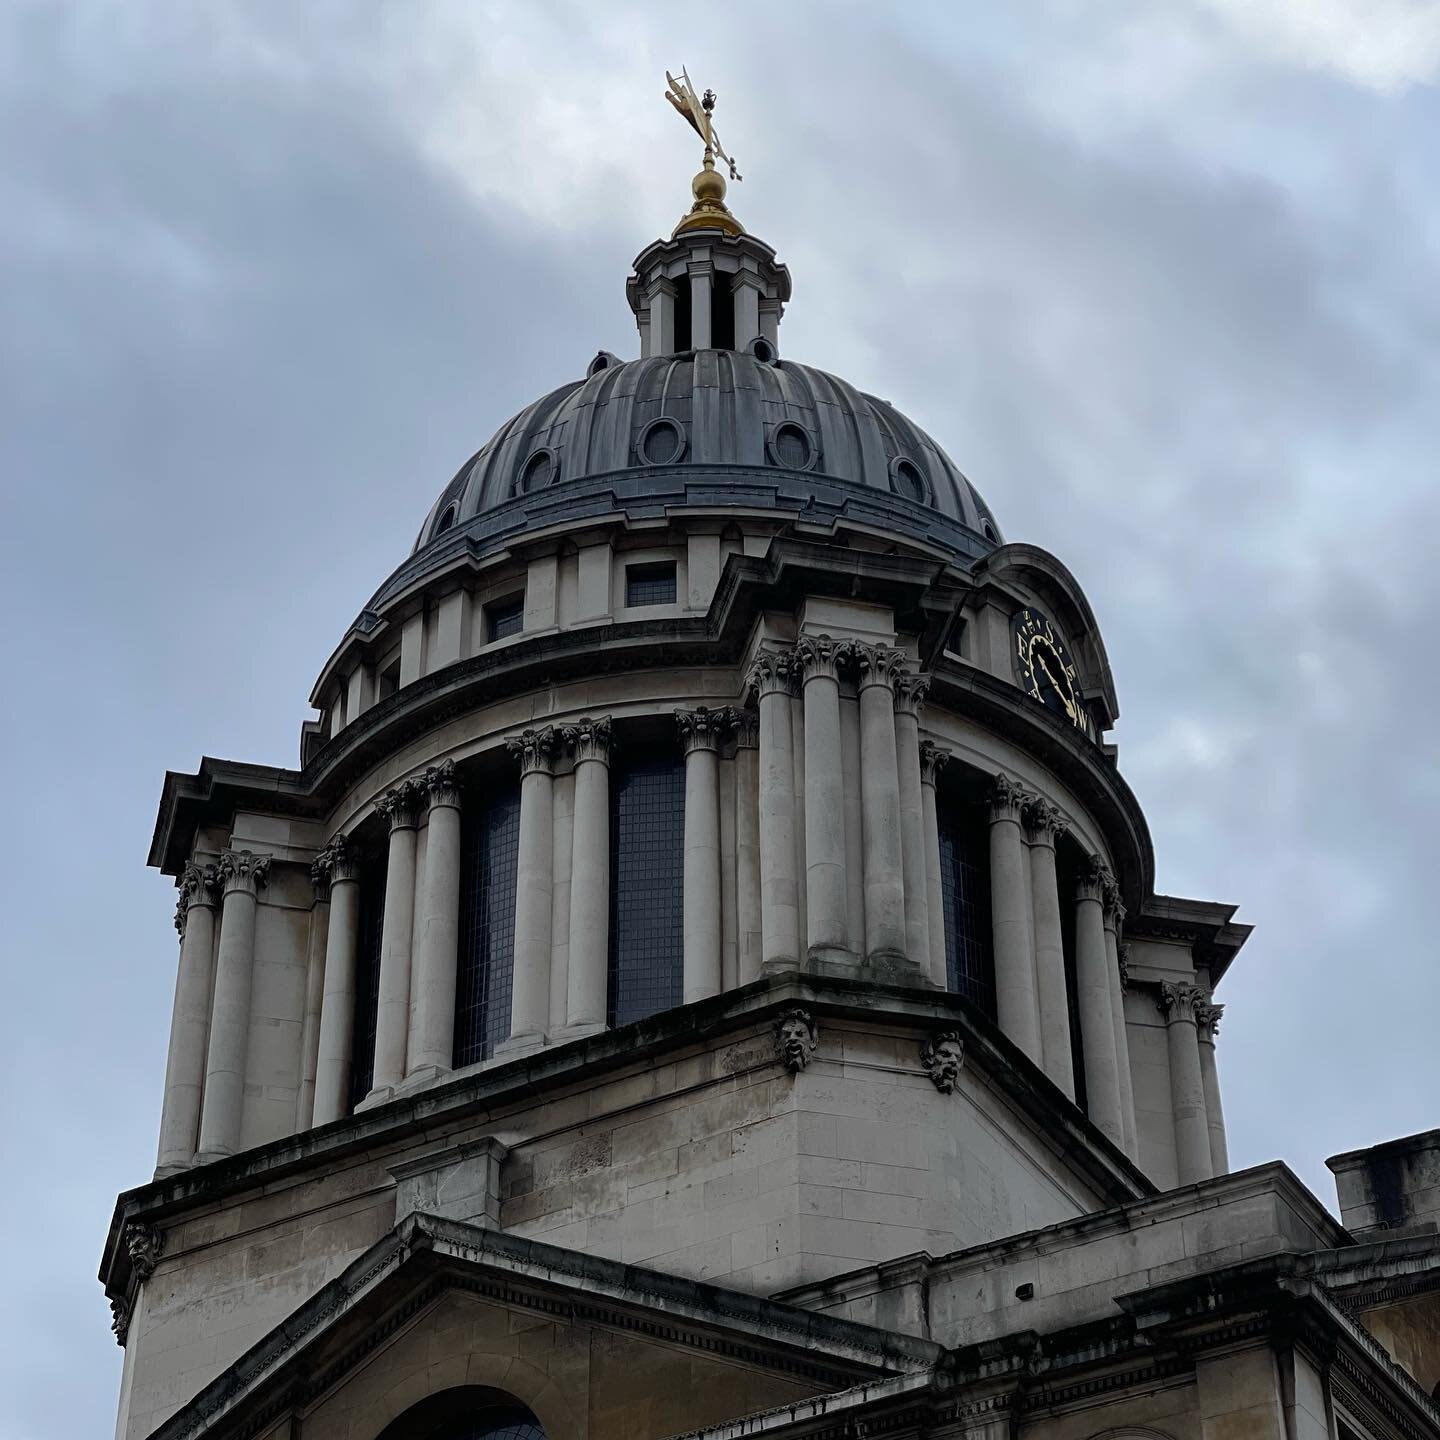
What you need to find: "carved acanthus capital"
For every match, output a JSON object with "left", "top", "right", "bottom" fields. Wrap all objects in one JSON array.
[
  {"left": 774, "top": 1007, "right": 818, "bottom": 1074},
  {"left": 423, "top": 758, "right": 462, "bottom": 809},
  {"left": 1102, "top": 875, "right": 1126, "bottom": 930},
  {"left": 919, "top": 739, "right": 950, "bottom": 787},
  {"left": 675, "top": 705, "right": 731, "bottom": 755},
  {"left": 732, "top": 707, "right": 760, "bottom": 750},
  {"left": 507, "top": 726, "right": 558, "bottom": 778},
  {"left": 921, "top": 1031, "right": 965, "bottom": 1094},
  {"left": 845, "top": 641, "right": 906, "bottom": 692},
  {"left": 377, "top": 779, "right": 425, "bottom": 830},
  {"left": 216, "top": 849, "right": 271, "bottom": 897},
  {"left": 893, "top": 670, "right": 930, "bottom": 719},
  {"left": 565, "top": 715, "right": 613, "bottom": 765},
  {"left": 125, "top": 1223, "right": 164, "bottom": 1283},
  {"left": 1195, "top": 1001, "right": 1224, "bottom": 1044},
  {"left": 794, "top": 633, "right": 841, "bottom": 684},
  {"left": 1023, "top": 798, "right": 1068, "bottom": 847},
  {"left": 1076, "top": 854, "right": 1112, "bottom": 904},
  {"left": 110, "top": 1296, "right": 131, "bottom": 1347},
  {"left": 313, "top": 833, "right": 361, "bottom": 889},
  {"left": 988, "top": 772, "right": 1029, "bottom": 823},
  {"left": 174, "top": 861, "right": 218, "bottom": 937},
  {"left": 746, "top": 648, "right": 794, "bottom": 700},
  {"left": 1158, "top": 980, "right": 1207, "bottom": 1024}
]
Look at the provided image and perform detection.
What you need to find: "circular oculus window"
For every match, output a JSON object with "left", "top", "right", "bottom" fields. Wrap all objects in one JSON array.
[
  {"left": 638, "top": 417, "right": 686, "bottom": 466},
  {"left": 768, "top": 422, "right": 815, "bottom": 472},
  {"left": 518, "top": 448, "right": 557, "bottom": 493},
  {"left": 889, "top": 456, "right": 929, "bottom": 505}
]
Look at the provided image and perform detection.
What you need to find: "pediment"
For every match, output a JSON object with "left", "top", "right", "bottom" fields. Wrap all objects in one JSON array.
[{"left": 146, "top": 1214, "right": 939, "bottom": 1440}]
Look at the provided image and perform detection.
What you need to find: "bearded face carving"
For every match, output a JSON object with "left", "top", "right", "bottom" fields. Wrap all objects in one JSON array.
[
  {"left": 774, "top": 1008, "right": 818, "bottom": 1073},
  {"left": 921, "top": 1032, "right": 964, "bottom": 1094}
]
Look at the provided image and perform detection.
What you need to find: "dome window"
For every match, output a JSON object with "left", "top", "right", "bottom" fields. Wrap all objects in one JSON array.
[
  {"left": 981, "top": 519, "right": 998, "bottom": 542},
  {"left": 767, "top": 421, "right": 816, "bottom": 472},
  {"left": 889, "top": 456, "right": 930, "bottom": 506},
  {"left": 435, "top": 504, "right": 457, "bottom": 534},
  {"left": 638, "top": 417, "right": 687, "bottom": 467},
  {"left": 518, "top": 447, "right": 557, "bottom": 494},
  {"left": 587, "top": 350, "right": 622, "bottom": 378},
  {"left": 747, "top": 335, "right": 778, "bottom": 365}
]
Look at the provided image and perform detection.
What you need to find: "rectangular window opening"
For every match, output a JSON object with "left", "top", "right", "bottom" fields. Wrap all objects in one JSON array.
[
  {"left": 454, "top": 786, "right": 521, "bottom": 1067},
  {"left": 625, "top": 561, "right": 677, "bottom": 608},
  {"left": 486, "top": 593, "right": 525, "bottom": 643},
  {"left": 376, "top": 656, "right": 401, "bottom": 702}
]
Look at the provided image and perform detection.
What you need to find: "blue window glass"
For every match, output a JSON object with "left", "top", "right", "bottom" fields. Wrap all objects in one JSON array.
[
  {"left": 608, "top": 754, "right": 684, "bottom": 1027},
  {"left": 938, "top": 799, "right": 996, "bottom": 1019},
  {"left": 454, "top": 785, "right": 521, "bottom": 1067},
  {"left": 349, "top": 855, "right": 387, "bottom": 1110},
  {"left": 487, "top": 594, "right": 524, "bottom": 643},
  {"left": 625, "top": 562, "right": 677, "bottom": 607}
]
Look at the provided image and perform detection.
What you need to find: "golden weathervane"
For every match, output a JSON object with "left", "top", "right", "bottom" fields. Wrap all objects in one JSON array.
[{"left": 665, "top": 68, "right": 745, "bottom": 238}]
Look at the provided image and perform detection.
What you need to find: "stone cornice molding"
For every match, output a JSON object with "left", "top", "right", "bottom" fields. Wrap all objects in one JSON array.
[
  {"left": 988, "top": 771, "right": 1029, "bottom": 824},
  {"left": 675, "top": 705, "right": 731, "bottom": 754},
  {"left": 1023, "top": 797, "right": 1068, "bottom": 847},
  {"left": 918, "top": 739, "right": 950, "bottom": 787},
  {"left": 1076, "top": 854, "right": 1112, "bottom": 904},
  {"left": 746, "top": 648, "right": 795, "bottom": 699},
  {"left": 216, "top": 849, "right": 271, "bottom": 898},
  {"left": 506, "top": 726, "right": 558, "bottom": 778},
  {"left": 893, "top": 670, "right": 930, "bottom": 719},
  {"left": 732, "top": 707, "right": 760, "bottom": 750},
  {"left": 1158, "top": 980, "right": 1207, "bottom": 1024},
  {"left": 564, "top": 715, "right": 613, "bottom": 766},
  {"left": 377, "top": 780, "right": 424, "bottom": 831},
  {"left": 421, "top": 758, "right": 462, "bottom": 810},
  {"left": 1195, "top": 1001, "right": 1224, "bottom": 1044},
  {"left": 844, "top": 640, "right": 906, "bottom": 692},
  {"left": 794, "top": 632, "right": 842, "bottom": 684},
  {"left": 313, "top": 833, "right": 361, "bottom": 888}
]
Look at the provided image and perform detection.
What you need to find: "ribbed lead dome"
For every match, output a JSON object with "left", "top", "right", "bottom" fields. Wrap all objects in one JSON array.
[{"left": 414, "top": 350, "right": 1001, "bottom": 554}]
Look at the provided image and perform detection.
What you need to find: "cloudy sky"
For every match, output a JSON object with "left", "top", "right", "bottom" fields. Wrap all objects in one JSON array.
[{"left": 4, "top": 2, "right": 1440, "bottom": 1435}]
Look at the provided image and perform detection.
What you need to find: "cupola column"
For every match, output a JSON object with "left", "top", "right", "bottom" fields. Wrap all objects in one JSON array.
[
  {"left": 748, "top": 652, "right": 800, "bottom": 970},
  {"left": 919, "top": 742, "right": 950, "bottom": 987},
  {"left": 732, "top": 271, "right": 762, "bottom": 347},
  {"left": 1103, "top": 886, "right": 1139, "bottom": 1161},
  {"left": 1159, "top": 981, "right": 1214, "bottom": 1185},
  {"left": 987, "top": 776, "right": 1042, "bottom": 1063},
  {"left": 1025, "top": 800, "right": 1076, "bottom": 1100},
  {"left": 366, "top": 781, "right": 423, "bottom": 1100},
  {"left": 504, "top": 728, "right": 557, "bottom": 1051},
  {"left": 796, "top": 636, "right": 851, "bottom": 967},
  {"left": 196, "top": 849, "right": 270, "bottom": 1162},
  {"left": 562, "top": 718, "right": 613, "bottom": 1035},
  {"left": 893, "top": 672, "right": 934, "bottom": 984},
  {"left": 155, "top": 862, "right": 219, "bottom": 1175},
  {"left": 311, "top": 836, "right": 361, "bottom": 1127},
  {"left": 733, "top": 709, "right": 763, "bottom": 984},
  {"left": 643, "top": 278, "right": 677, "bottom": 358},
  {"left": 1075, "top": 857, "right": 1125, "bottom": 1148},
  {"left": 688, "top": 262, "right": 713, "bottom": 350},
  {"left": 408, "top": 762, "right": 463, "bottom": 1079},
  {"left": 677, "top": 708, "right": 726, "bottom": 1001},
  {"left": 1196, "top": 1001, "right": 1229, "bottom": 1175},
  {"left": 848, "top": 643, "right": 908, "bottom": 966}
]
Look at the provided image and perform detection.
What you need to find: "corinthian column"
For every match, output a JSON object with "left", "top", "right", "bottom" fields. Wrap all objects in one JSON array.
[
  {"left": 893, "top": 671, "right": 932, "bottom": 981},
  {"left": 312, "top": 834, "right": 361, "bottom": 1126},
  {"left": 988, "top": 776, "right": 1042, "bottom": 1063},
  {"left": 196, "top": 849, "right": 270, "bottom": 1162},
  {"left": 408, "top": 761, "right": 463, "bottom": 1079},
  {"left": 1103, "top": 882, "right": 1139, "bottom": 1161},
  {"left": 1159, "top": 981, "right": 1214, "bottom": 1185},
  {"left": 733, "top": 709, "right": 762, "bottom": 984},
  {"left": 1025, "top": 799, "right": 1075, "bottom": 1098},
  {"left": 677, "top": 707, "right": 727, "bottom": 1001},
  {"left": 505, "top": 728, "right": 557, "bottom": 1050},
  {"left": 156, "top": 862, "right": 218, "bottom": 1174},
  {"left": 748, "top": 651, "right": 799, "bottom": 971},
  {"left": 919, "top": 741, "right": 950, "bottom": 989},
  {"left": 368, "top": 780, "right": 423, "bottom": 1099},
  {"left": 1075, "top": 857, "right": 1124, "bottom": 1147},
  {"left": 1196, "top": 1001, "right": 1229, "bottom": 1175},
  {"left": 848, "top": 642, "right": 907, "bottom": 965},
  {"left": 563, "top": 717, "right": 612, "bottom": 1035},
  {"left": 294, "top": 857, "right": 331, "bottom": 1131},
  {"left": 795, "top": 635, "right": 850, "bottom": 966}
]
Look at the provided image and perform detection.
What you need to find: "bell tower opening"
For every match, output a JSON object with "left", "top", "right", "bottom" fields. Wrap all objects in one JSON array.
[{"left": 711, "top": 276, "right": 735, "bottom": 350}]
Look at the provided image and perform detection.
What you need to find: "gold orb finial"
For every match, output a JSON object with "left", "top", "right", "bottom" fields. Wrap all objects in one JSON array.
[{"left": 664, "top": 68, "right": 745, "bottom": 238}]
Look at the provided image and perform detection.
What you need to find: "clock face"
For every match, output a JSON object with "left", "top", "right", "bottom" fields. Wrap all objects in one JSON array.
[{"left": 1012, "top": 607, "right": 1096, "bottom": 740}]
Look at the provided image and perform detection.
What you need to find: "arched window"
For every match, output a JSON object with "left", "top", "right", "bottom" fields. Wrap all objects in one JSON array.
[
  {"left": 376, "top": 1389, "right": 545, "bottom": 1440},
  {"left": 349, "top": 853, "right": 387, "bottom": 1111},
  {"left": 938, "top": 792, "right": 997, "bottom": 1019},
  {"left": 608, "top": 753, "right": 684, "bottom": 1028},
  {"left": 454, "top": 785, "right": 521, "bottom": 1067}
]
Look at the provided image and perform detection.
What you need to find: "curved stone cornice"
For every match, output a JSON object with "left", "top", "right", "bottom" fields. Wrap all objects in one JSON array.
[
  {"left": 675, "top": 705, "right": 730, "bottom": 754},
  {"left": 918, "top": 739, "right": 950, "bottom": 786},
  {"left": 1023, "top": 797, "right": 1068, "bottom": 847},
  {"left": 377, "top": 780, "right": 425, "bottom": 830},
  {"left": 1158, "top": 980, "right": 1207, "bottom": 1024},
  {"left": 893, "top": 671, "right": 929, "bottom": 719},
  {"left": 746, "top": 648, "right": 794, "bottom": 699},
  {"left": 794, "top": 633, "right": 841, "bottom": 684},
  {"left": 506, "top": 726, "right": 557, "bottom": 778},
  {"left": 565, "top": 716, "right": 613, "bottom": 765},
  {"left": 216, "top": 849, "right": 270, "bottom": 897},
  {"left": 422, "top": 758, "right": 462, "bottom": 810}
]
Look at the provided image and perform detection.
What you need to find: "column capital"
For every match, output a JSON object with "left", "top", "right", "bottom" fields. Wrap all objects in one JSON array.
[
  {"left": 312, "top": 832, "right": 361, "bottom": 893},
  {"left": 565, "top": 715, "right": 613, "bottom": 766},
  {"left": 1195, "top": 1001, "right": 1224, "bottom": 1044},
  {"left": 217, "top": 849, "right": 271, "bottom": 897},
  {"left": 732, "top": 706, "right": 760, "bottom": 750},
  {"left": 377, "top": 780, "right": 425, "bottom": 830},
  {"left": 1076, "top": 854, "right": 1113, "bottom": 903},
  {"left": 794, "top": 633, "right": 842, "bottom": 683},
  {"left": 175, "top": 861, "right": 218, "bottom": 936},
  {"left": 1023, "top": 797, "right": 1068, "bottom": 847},
  {"left": 845, "top": 641, "right": 906, "bottom": 692},
  {"left": 919, "top": 739, "right": 950, "bottom": 787},
  {"left": 893, "top": 670, "right": 930, "bottom": 719},
  {"left": 1158, "top": 980, "right": 1207, "bottom": 1024},
  {"left": 675, "top": 705, "right": 730, "bottom": 755},
  {"left": 988, "top": 772, "right": 1029, "bottom": 823},
  {"left": 746, "top": 648, "right": 795, "bottom": 699},
  {"left": 1118, "top": 941, "right": 1131, "bottom": 992},
  {"left": 423, "top": 758, "right": 462, "bottom": 810},
  {"left": 507, "top": 726, "right": 558, "bottom": 777},
  {"left": 1103, "top": 874, "right": 1126, "bottom": 930}
]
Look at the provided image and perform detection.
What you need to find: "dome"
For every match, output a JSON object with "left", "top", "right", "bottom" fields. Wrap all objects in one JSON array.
[{"left": 414, "top": 350, "right": 1003, "bottom": 556}]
